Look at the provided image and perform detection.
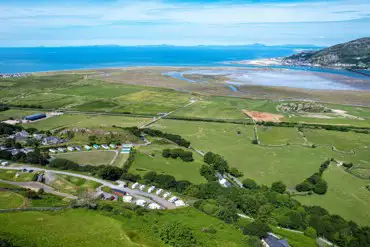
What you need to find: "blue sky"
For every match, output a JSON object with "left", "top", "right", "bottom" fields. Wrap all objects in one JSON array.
[{"left": 0, "top": 0, "right": 369, "bottom": 47}]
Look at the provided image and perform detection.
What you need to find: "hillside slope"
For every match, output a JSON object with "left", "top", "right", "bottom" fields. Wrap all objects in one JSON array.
[{"left": 284, "top": 37, "right": 370, "bottom": 68}]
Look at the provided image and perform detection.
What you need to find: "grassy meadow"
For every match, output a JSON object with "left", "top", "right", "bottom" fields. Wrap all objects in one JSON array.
[
  {"left": 53, "top": 151, "right": 117, "bottom": 166},
  {"left": 0, "top": 207, "right": 248, "bottom": 247},
  {"left": 0, "top": 191, "right": 24, "bottom": 209},
  {"left": 49, "top": 174, "right": 101, "bottom": 195},
  {"left": 132, "top": 143, "right": 206, "bottom": 184}
]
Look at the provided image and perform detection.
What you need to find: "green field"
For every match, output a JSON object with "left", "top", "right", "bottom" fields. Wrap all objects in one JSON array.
[
  {"left": 173, "top": 96, "right": 279, "bottom": 120},
  {"left": 0, "top": 207, "right": 247, "bottom": 247},
  {"left": 0, "top": 109, "right": 40, "bottom": 121},
  {"left": 0, "top": 170, "right": 35, "bottom": 182},
  {"left": 49, "top": 174, "right": 101, "bottom": 195},
  {"left": 302, "top": 129, "right": 370, "bottom": 151},
  {"left": 295, "top": 165, "right": 370, "bottom": 226},
  {"left": 131, "top": 143, "right": 206, "bottom": 184},
  {"left": 271, "top": 227, "right": 316, "bottom": 247},
  {"left": 53, "top": 151, "right": 117, "bottom": 166},
  {"left": 0, "top": 191, "right": 24, "bottom": 209},
  {"left": 25, "top": 114, "right": 150, "bottom": 131},
  {"left": 257, "top": 126, "right": 304, "bottom": 145}
]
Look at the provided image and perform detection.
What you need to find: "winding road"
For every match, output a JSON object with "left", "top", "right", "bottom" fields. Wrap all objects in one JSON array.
[{"left": 0, "top": 166, "right": 175, "bottom": 209}]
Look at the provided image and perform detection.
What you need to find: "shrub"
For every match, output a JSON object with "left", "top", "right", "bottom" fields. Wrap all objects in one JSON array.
[
  {"left": 159, "top": 221, "right": 197, "bottom": 247},
  {"left": 243, "top": 221, "right": 271, "bottom": 239},
  {"left": 162, "top": 149, "right": 171, "bottom": 158},
  {"left": 271, "top": 181, "right": 286, "bottom": 194},
  {"left": 304, "top": 226, "right": 317, "bottom": 239},
  {"left": 313, "top": 179, "right": 328, "bottom": 195},
  {"left": 242, "top": 178, "right": 258, "bottom": 190},
  {"left": 296, "top": 181, "right": 313, "bottom": 192}
]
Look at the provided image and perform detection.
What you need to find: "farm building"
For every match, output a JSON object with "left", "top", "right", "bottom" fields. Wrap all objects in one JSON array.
[
  {"left": 131, "top": 182, "right": 139, "bottom": 189},
  {"left": 25, "top": 113, "right": 46, "bottom": 121},
  {"left": 120, "top": 148, "right": 131, "bottom": 154},
  {"left": 123, "top": 195, "right": 133, "bottom": 203},
  {"left": 148, "top": 203, "right": 161, "bottom": 210},
  {"left": 262, "top": 233, "right": 291, "bottom": 247},
  {"left": 168, "top": 196, "right": 178, "bottom": 203},
  {"left": 84, "top": 145, "right": 92, "bottom": 151},
  {"left": 162, "top": 192, "right": 171, "bottom": 199},
  {"left": 155, "top": 189, "right": 163, "bottom": 195},
  {"left": 148, "top": 186, "right": 156, "bottom": 193},
  {"left": 135, "top": 199, "right": 147, "bottom": 207},
  {"left": 175, "top": 200, "right": 186, "bottom": 207}
]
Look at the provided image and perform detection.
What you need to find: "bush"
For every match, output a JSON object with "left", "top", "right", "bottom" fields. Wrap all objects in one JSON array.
[
  {"left": 25, "top": 189, "right": 40, "bottom": 199},
  {"left": 304, "top": 226, "right": 317, "bottom": 239},
  {"left": 229, "top": 167, "right": 244, "bottom": 178},
  {"left": 342, "top": 162, "right": 353, "bottom": 169},
  {"left": 159, "top": 221, "right": 197, "bottom": 247},
  {"left": 98, "top": 166, "right": 123, "bottom": 181},
  {"left": 243, "top": 221, "right": 271, "bottom": 239},
  {"left": 271, "top": 181, "right": 286, "bottom": 194},
  {"left": 296, "top": 181, "right": 313, "bottom": 192},
  {"left": 162, "top": 148, "right": 194, "bottom": 162},
  {"left": 313, "top": 179, "right": 328, "bottom": 195},
  {"left": 162, "top": 149, "right": 171, "bottom": 158},
  {"left": 243, "top": 178, "right": 258, "bottom": 190}
]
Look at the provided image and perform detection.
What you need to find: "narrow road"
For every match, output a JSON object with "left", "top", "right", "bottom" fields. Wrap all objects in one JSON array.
[
  {"left": 0, "top": 179, "right": 77, "bottom": 199},
  {"left": 0, "top": 166, "right": 175, "bottom": 209}
]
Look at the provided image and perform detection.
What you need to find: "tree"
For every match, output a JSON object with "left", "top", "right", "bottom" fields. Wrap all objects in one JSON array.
[
  {"left": 162, "top": 149, "right": 171, "bottom": 158},
  {"left": 313, "top": 179, "right": 328, "bottom": 194},
  {"left": 271, "top": 181, "right": 286, "bottom": 194},
  {"left": 98, "top": 166, "right": 123, "bottom": 181},
  {"left": 4, "top": 138, "right": 15, "bottom": 148},
  {"left": 243, "top": 178, "right": 258, "bottom": 190},
  {"left": 144, "top": 171, "right": 157, "bottom": 182},
  {"left": 296, "top": 181, "right": 313, "bottom": 192},
  {"left": 243, "top": 221, "right": 271, "bottom": 239},
  {"left": 88, "top": 135, "right": 97, "bottom": 143},
  {"left": 204, "top": 152, "right": 216, "bottom": 164},
  {"left": 179, "top": 151, "right": 194, "bottom": 162},
  {"left": 229, "top": 167, "right": 243, "bottom": 178},
  {"left": 213, "top": 156, "right": 229, "bottom": 174},
  {"left": 14, "top": 142, "right": 22, "bottom": 149},
  {"left": 304, "top": 227, "right": 317, "bottom": 239},
  {"left": 158, "top": 221, "right": 197, "bottom": 247},
  {"left": 199, "top": 165, "right": 216, "bottom": 182},
  {"left": 25, "top": 189, "right": 40, "bottom": 199}
]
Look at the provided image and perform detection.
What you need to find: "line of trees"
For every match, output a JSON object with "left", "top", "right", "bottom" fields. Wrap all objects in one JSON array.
[
  {"left": 295, "top": 159, "right": 330, "bottom": 195},
  {"left": 162, "top": 148, "right": 194, "bottom": 162},
  {"left": 142, "top": 128, "right": 191, "bottom": 148},
  {"left": 123, "top": 149, "right": 136, "bottom": 172},
  {"left": 0, "top": 149, "right": 49, "bottom": 166},
  {"left": 142, "top": 171, "right": 192, "bottom": 193},
  {"left": 0, "top": 122, "right": 22, "bottom": 135}
]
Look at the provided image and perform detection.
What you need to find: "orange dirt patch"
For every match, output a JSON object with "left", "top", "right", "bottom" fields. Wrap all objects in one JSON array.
[{"left": 242, "top": 110, "right": 284, "bottom": 122}]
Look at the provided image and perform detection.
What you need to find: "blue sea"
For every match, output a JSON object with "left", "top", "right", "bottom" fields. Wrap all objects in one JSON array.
[{"left": 0, "top": 45, "right": 309, "bottom": 74}]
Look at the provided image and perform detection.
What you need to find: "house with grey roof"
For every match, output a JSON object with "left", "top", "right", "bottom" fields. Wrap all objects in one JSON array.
[{"left": 262, "top": 233, "right": 291, "bottom": 247}]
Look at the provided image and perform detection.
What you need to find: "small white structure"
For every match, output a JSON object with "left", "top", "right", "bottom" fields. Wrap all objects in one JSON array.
[
  {"left": 219, "top": 178, "right": 232, "bottom": 188},
  {"left": 168, "top": 196, "right": 178, "bottom": 203},
  {"left": 148, "top": 186, "right": 156, "bottom": 193},
  {"left": 101, "top": 144, "right": 109, "bottom": 150},
  {"left": 175, "top": 200, "right": 186, "bottom": 207},
  {"left": 162, "top": 192, "right": 171, "bottom": 199},
  {"left": 75, "top": 146, "right": 82, "bottom": 151},
  {"left": 123, "top": 195, "right": 133, "bottom": 203},
  {"left": 57, "top": 147, "right": 66, "bottom": 153},
  {"left": 131, "top": 182, "right": 139, "bottom": 189},
  {"left": 139, "top": 184, "right": 146, "bottom": 191},
  {"left": 49, "top": 149, "right": 57, "bottom": 153},
  {"left": 156, "top": 189, "right": 163, "bottom": 195},
  {"left": 148, "top": 203, "right": 161, "bottom": 210},
  {"left": 135, "top": 199, "right": 147, "bottom": 207},
  {"left": 67, "top": 146, "right": 75, "bottom": 152},
  {"left": 122, "top": 144, "right": 133, "bottom": 148},
  {"left": 109, "top": 144, "right": 117, "bottom": 149},
  {"left": 1, "top": 161, "right": 9, "bottom": 166},
  {"left": 84, "top": 145, "right": 92, "bottom": 151},
  {"left": 121, "top": 148, "right": 131, "bottom": 154}
]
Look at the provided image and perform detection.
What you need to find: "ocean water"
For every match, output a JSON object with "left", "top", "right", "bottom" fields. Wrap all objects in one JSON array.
[{"left": 0, "top": 46, "right": 303, "bottom": 73}]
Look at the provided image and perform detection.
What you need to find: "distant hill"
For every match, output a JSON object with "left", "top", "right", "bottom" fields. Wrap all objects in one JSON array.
[{"left": 283, "top": 38, "right": 370, "bottom": 68}]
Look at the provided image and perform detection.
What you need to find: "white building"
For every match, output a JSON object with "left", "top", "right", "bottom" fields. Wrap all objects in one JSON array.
[
  {"left": 148, "top": 203, "right": 161, "bottom": 210},
  {"left": 123, "top": 195, "right": 133, "bottom": 203},
  {"left": 168, "top": 196, "right": 178, "bottom": 203},
  {"left": 84, "top": 145, "right": 92, "bottom": 150},
  {"left": 139, "top": 184, "right": 146, "bottom": 191},
  {"left": 131, "top": 182, "right": 139, "bottom": 189},
  {"left": 101, "top": 144, "right": 109, "bottom": 150},
  {"left": 219, "top": 178, "right": 232, "bottom": 188},
  {"left": 1, "top": 161, "right": 9, "bottom": 166},
  {"left": 122, "top": 144, "right": 133, "bottom": 148},
  {"left": 75, "top": 146, "right": 82, "bottom": 151},
  {"left": 156, "top": 189, "right": 163, "bottom": 195},
  {"left": 49, "top": 149, "right": 57, "bottom": 153},
  {"left": 109, "top": 144, "right": 117, "bottom": 149},
  {"left": 67, "top": 146, "right": 75, "bottom": 152},
  {"left": 175, "top": 200, "right": 186, "bottom": 207},
  {"left": 162, "top": 192, "right": 171, "bottom": 199},
  {"left": 148, "top": 186, "right": 156, "bottom": 193},
  {"left": 57, "top": 147, "right": 66, "bottom": 153},
  {"left": 135, "top": 199, "right": 147, "bottom": 207}
]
